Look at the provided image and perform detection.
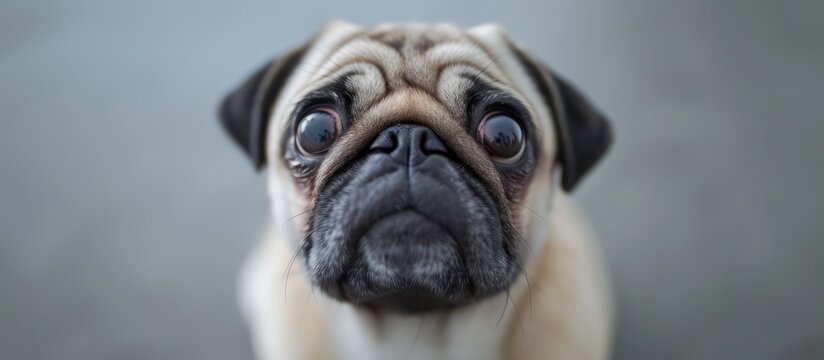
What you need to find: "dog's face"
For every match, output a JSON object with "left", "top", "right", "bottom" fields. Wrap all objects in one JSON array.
[{"left": 221, "top": 22, "right": 611, "bottom": 313}]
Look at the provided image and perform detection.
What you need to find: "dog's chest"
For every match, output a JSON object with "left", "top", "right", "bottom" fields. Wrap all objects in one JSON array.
[{"left": 326, "top": 300, "right": 511, "bottom": 360}]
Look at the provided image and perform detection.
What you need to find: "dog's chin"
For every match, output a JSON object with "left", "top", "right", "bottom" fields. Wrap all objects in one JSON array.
[
  {"left": 304, "top": 151, "right": 519, "bottom": 313},
  {"left": 340, "top": 210, "right": 470, "bottom": 313}
]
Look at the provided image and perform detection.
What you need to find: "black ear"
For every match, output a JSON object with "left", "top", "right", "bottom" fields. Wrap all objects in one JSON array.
[
  {"left": 219, "top": 44, "right": 309, "bottom": 168},
  {"left": 509, "top": 45, "right": 613, "bottom": 192},
  {"left": 547, "top": 72, "right": 613, "bottom": 192}
]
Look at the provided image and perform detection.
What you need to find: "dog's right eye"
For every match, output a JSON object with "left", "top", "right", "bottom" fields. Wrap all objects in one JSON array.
[{"left": 296, "top": 108, "right": 341, "bottom": 156}]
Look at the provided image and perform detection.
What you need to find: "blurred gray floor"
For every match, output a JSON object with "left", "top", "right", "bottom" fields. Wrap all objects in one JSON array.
[{"left": 2, "top": 0, "right": 823, "bottom": 359}]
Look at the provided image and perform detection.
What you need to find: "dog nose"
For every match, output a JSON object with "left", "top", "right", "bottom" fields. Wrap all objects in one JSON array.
[{"left": 369, "top": 124, "right": 448, "bottom": 165}]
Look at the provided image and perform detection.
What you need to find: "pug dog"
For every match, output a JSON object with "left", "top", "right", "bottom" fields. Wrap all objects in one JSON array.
[{"left": 220, "top": 21, "right": 613, "bottom": 360}]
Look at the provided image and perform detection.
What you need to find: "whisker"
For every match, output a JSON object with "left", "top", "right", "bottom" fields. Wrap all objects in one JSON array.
[
  {"left": 471, "top": 49, "right": 508, "bottom": 84},
  {"left": 511, "top": 223, "right": 538, "bottom": 262},
  {"left": 298, "top": 47, "right": 352, "bottom": 84},
  {"left": 280, "top": 208, "right": 312, "bottom": 226},
  {"left": 507, "top": 290, "right": 526, "bottom": 338},
  {"left": 508, "top": 225, "right": 536, "bottom": 318},
  {"left": 512, "top": 201, "right": 548, "bottom": 225},
  {"left": 403, "top": 318, "right": 426, "bottom": 360},
  {"left": 495, "top": 289, "right": 511, "bottom": 329},
  {"left": 513, "top": 252, "right": 534, "bottom": 318},
  {"left": 292, "top": 64, "right": 343, "bottom": 85},
  {"left": 283, "top": 229, "right": 314, "bottom": 304}
]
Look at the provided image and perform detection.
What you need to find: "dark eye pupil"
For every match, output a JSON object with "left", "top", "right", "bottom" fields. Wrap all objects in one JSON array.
[
  {"left": 297, "top": 111, "right": 339, "bottom": 155},
  {"left": 480, "top": 115, "right": 524, "bottom": 160}
]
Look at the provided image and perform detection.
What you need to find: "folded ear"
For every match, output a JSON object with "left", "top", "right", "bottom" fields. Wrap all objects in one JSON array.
[
  {"left": 219, "top": 44, "right": 309, "bottom": 169},
  {"left": 509, "top": 45, "right": 613, "bottom": 192},
  {"left": 548, "top": 73, "right": 613, "bottom": 192}
]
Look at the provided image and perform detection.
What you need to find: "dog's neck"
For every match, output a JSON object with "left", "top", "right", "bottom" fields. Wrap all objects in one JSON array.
[{"left": 323, "top": 293, "right": 520, "bottom": 360}]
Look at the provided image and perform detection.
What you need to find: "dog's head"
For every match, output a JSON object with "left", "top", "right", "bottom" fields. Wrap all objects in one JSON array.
[{"left": 221, "top": 22, "right": 611, "bottom": 313}]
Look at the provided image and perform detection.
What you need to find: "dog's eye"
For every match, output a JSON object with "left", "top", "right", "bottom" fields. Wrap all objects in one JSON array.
[
  {"left": 296, "top": 108, "right": 341, "bottom": 156},
  {"left": 477, "top": 113, "right": 525, "bottom": 163}
]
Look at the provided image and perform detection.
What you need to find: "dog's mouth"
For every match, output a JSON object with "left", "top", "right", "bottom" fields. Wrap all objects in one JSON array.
[
  {"left": 303, "top": 124, "right": 519, "bottom": 313},
  {"left": 338, "top": 209, "right": 469, "bottom": 312}
]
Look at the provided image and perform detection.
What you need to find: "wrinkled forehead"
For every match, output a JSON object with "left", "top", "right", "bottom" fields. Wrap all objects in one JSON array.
[
  {"left": 313, "top": 25, "right": 518, "bottom": 107},
  {"left": 318, "top": 24, "right": 512, "bottom": 88}
]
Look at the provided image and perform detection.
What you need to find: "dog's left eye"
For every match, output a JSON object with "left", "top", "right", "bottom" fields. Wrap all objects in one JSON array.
[
  {"left": 296, "top": 108, "right": 341, "bottom": 156},
  {"left": 477, "top": 113, "right": 525, "bottom": 163}
]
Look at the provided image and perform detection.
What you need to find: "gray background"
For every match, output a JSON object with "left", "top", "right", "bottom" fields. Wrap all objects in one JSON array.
[{"left": 2, "top": 0, "right": 822, "bottom": 359}]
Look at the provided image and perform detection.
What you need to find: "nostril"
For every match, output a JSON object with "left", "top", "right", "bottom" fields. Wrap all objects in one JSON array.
[
  {"left": 420, "top": 130, "right": 447, "bottom": 155},
  {"left": 369, "top": 130, "right": 398, "bottom": 153}
]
